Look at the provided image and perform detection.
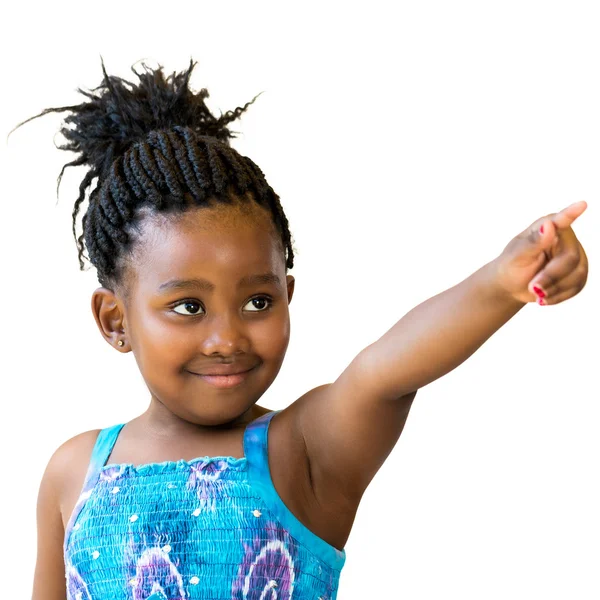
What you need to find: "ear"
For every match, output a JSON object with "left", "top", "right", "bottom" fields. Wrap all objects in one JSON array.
[
  {"left": 91, "top": 287, "right": 129, "bottom": 352},
  {"left": 286, "top": 275, "right": 295, "bottom": 305}
]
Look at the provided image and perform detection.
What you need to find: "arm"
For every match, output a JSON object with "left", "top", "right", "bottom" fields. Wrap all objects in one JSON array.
[
  {"left": 32, "top": 449, "right": 68, "bottom": 600},
  {"left": 356, "top": 258, "right": 524, "bottom": 402},
  {"left": 297, "top": 203, "right": 587, "bottom": 507},
  {"left": 298, "top": 259, "right": 523, "bottom": 502}
]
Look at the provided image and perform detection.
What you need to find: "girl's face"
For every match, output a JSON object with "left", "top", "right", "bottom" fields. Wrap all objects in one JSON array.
[{"left": 93, "top": 200, "right": 295, "bottom": 428}]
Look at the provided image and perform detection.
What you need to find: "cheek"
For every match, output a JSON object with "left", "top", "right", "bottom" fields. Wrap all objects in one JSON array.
[
  {"left": 252, "top": 313, "right": 290, "bottom": 359},
  {"left": 131, "top": 311, "right": 190, "bottom": 367}
]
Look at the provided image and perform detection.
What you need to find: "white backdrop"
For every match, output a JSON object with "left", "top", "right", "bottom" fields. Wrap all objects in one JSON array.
[{"left": 1, "top": 1, "right": 598, "bottom": 598}]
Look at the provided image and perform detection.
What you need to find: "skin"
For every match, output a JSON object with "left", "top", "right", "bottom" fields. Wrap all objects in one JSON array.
[
  {"left": 93, "top": 198, "right": 295, "bottom": 434},
  {"left": 42, "top": 199, "right": 586, "bottom": 600},
  {"left": 57, "top": 199, "right": 588, "bottom": 555},
  {"left": 76, "top": 197, "right": 352, "bottom": 551}
]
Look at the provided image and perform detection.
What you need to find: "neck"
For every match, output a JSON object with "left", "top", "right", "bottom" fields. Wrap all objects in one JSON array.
[{"left": 138, "top": 396, "right": 262, "bottom": 439}]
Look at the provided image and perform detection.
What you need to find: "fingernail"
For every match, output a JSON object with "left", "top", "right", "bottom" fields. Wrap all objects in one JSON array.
[
  {"left": 540, "top": 225, "right": 545, "bottom": 234},
  {"left": 537, "top": 297, "right": 546, "bottom": 305},
  {"left": 532, "top": 285, "right": 546, "bottom": 298}
]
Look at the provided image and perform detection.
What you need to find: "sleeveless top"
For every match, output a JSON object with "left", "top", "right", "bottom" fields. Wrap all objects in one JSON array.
[{"left": 63, "top": 410, "right": 346, "bottom": 599}]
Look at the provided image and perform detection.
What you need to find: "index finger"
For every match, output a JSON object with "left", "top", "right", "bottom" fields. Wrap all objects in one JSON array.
[{"left": 551, "top": 200, "right": 588, "bottom": 230}]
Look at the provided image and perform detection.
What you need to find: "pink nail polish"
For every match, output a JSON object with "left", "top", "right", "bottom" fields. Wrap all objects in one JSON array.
[
  {"left": 537, "top": 297, "right": 546, "bottom": 305},
  {"left": 540, "top": 225, "right": 545, "bottom": 234},
  {"left": 533, "top": 285, "right": 546, "bottom": 298}
]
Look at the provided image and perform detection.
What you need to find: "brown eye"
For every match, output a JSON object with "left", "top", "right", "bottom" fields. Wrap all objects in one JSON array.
[
  {"left": 244, "top": 296, "right": 273, "bottom": 312},
  {"left": 173, "top": 300, "right": 204, "bottom": 316}
]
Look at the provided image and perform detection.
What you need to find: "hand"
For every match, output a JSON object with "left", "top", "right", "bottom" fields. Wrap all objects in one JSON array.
[{"left": 493, "top": 201, "right": 589, "bottom": 305}]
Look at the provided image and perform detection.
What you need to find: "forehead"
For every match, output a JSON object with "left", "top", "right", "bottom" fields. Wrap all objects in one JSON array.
[{"left": 133, "top": 201, "right": 284, "bottom": 291}]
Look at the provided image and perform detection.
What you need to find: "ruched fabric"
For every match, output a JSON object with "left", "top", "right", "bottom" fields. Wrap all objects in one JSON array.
[{"left": 63, "top": 410, "right": 346, "bottom": 599}]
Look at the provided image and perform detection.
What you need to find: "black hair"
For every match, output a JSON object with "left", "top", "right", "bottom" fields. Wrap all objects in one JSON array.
[{"left": 10, "top": 58, "right": 295, "bottom": 295}]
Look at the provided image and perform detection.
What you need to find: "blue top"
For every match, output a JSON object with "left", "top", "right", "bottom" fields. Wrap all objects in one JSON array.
[{"left": 63, "top": 410, "right": 346, "bottom": 599}]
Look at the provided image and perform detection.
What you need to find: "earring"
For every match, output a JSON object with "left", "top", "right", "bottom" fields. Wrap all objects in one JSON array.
[{"left": 117, "top": 340, "right": 124, "bottom": 347}]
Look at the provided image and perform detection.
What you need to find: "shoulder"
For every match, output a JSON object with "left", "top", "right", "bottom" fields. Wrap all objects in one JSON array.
[
  {"left": 33, "top": 428, "right": 103, "bottom": 598},
  {"left": 43, "top": 428, "right": 102, "bottom": 478},
  {"left": 44, "top": 428, "right": 103, "bottom": 524},
  {"left": 48, "top": 428, "right": 103, "bottom": 475},
  {"left": 267, "top": 384, "right": 332, "bottom": 493},
  {"left": 268, "top": 384, "right": 364, "bottom": 549},
  {"left": 269, "top": 383, "right": 331, "bottom": 445}
]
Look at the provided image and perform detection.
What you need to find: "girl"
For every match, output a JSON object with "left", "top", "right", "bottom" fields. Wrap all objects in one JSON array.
[{"left": 19, "top": 60, "right": 588, "bottom": 600}]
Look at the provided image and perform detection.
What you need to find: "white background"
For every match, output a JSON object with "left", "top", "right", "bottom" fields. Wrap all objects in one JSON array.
[{"left": 1, "top": 1, "right": 599, "bottom": 598}]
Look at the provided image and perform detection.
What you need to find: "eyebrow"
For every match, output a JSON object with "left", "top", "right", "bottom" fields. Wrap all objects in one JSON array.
[{"left": 157, "top": 273, "right": 283, "bottom": 293}]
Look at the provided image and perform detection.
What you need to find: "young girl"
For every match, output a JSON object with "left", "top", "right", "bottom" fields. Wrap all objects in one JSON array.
[{"left": 19, "top": 60, "right": 588, "bottom": 600}]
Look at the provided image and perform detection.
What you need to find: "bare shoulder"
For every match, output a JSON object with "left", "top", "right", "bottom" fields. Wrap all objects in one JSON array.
[
  {"left": 32, "top": 428, "right": 102, "bottom": 600},
  {"left": 51, "top": 428, "right": 103, "bottom": 529},
  {"left": 271, "top": 383, "right": 335, "bottom": 478},
  {"left": 286, "top": 351, "right": 417, "bottom": 506},
  {"left": 52, "top": 428, "right": 103, "bottom": 483},
  {"left": 53, "top": 427, "right": 103, "bottom": 459},
  {"left": 266, "top": 384, "right": 363, "bottom": 550},
  {"left": 267, "top": 383, "right": 331, "bottom": 452},
  {"left": 269, "top": 383, "right": 335, "bottom": 492}
]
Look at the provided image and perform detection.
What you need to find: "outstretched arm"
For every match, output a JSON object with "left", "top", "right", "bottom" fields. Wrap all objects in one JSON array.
[
  {"left": 297, "top": 202, "right": 588, "bottom": 507},
  {"left": 352, "top": 259, "right": 524, "bottom": 402}
]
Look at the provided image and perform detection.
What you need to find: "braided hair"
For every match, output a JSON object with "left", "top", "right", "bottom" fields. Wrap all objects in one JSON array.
[{"left": 11, "top": 58, "right": 295, "bottom": 296}]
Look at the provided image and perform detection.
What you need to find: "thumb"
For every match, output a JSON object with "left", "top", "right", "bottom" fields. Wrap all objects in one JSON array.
[{"left": 525, "top": 217, "right": 557, "bottom": 256}]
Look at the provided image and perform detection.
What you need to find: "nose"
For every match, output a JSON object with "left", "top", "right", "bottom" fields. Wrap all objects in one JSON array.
[{"left": 201, "top": 313, "right": 251, "bottom": 356}]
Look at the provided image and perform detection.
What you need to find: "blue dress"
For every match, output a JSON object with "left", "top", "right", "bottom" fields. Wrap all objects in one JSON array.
[{"left": 63, "top": 410, "right": 346, "bottom": 599}]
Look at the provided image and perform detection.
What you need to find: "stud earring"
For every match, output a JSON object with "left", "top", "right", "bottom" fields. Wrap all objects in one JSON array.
[{"left": 117, "top": 340, "right": 124, "bottom": 347}]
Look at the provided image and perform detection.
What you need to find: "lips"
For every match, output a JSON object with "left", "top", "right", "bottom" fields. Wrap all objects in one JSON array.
[
  {"left": 194, "top": 366, "right": 254, "bottom": 376},
  {"left": 189, "top": 366, "right": 256, "bottom": 389}
]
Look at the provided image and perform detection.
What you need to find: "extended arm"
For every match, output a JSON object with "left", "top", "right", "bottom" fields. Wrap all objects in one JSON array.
[
  {"left": 295, "top": 202, "right": 587, "bottom": 508},
  {"left": 357, "top": 258, "right": 524, "bottom": 402}
]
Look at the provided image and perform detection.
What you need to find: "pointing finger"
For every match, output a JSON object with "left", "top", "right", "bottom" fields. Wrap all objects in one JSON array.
[{"left": 550, "top": 200, "right": 588, "bottom": 230}]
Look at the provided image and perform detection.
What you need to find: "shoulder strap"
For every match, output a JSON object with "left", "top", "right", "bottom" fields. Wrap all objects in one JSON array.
[
  {"left": 64, "top": 423, "right": 126, "bottom": 557},
  {"left": 243, "top": 409, "right": 279, "bottom": 468},
  {"left": 81, "top": 423, "right": 126, "bottom": 489},
  {"left": 242, "top": 409, "right": 347, "bottom": 571}
]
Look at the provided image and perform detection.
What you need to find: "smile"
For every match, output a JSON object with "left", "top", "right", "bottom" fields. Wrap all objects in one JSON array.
[{"left": 188, "top": 367, "right": 254, "bottom": 388}]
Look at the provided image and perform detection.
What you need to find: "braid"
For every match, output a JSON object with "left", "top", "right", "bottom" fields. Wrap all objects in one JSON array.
[{"left": 10, "top": 58, "right": 295, "bottom": 292}]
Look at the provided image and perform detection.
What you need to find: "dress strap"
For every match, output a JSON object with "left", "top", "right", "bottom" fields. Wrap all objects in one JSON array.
[
  {"left": 81, "top": 423, "right": 126, "bottom": 489},
  {"left": 64, "top": 423, "right": 126, "bottom": 557},
  {"left": 243, "top": 409, "right": 347, "bottom": 571},
  {"left": 243, "top": 409, "right": 279, "bottom": 468}
]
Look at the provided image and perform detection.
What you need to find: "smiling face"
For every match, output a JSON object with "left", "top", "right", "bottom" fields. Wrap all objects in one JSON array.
[{"left": 91, "top": 196, "right": 295, "bottom": 429}]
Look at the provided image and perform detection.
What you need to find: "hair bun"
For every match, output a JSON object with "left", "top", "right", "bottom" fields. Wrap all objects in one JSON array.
[{"left": 11, "top": 57, "right": 261, "bottom": 183}]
